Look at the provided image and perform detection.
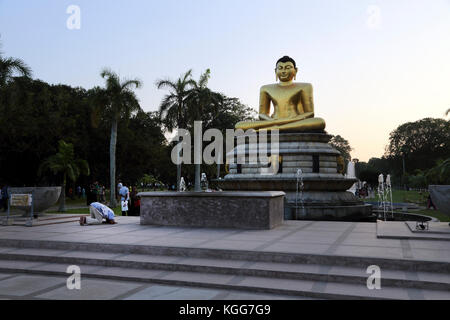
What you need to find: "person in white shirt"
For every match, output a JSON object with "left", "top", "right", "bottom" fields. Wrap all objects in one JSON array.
[
  {"left": 117, "top": 183, "right": 130, "bottom": 216},
  {"left": 80, "top": 202, "right": 116, "bottom": 226}
]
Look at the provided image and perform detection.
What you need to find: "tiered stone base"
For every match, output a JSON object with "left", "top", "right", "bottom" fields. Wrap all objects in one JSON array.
[{"left": 218, "top": 132, "right": 373, "bottom": 221}]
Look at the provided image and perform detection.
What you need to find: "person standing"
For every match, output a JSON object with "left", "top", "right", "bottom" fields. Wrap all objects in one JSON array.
[
  {"left": 130, "top": 186, "right": 141, "bottom": 216},
  {"left": 427, "top": 195, "right": 437, "bottom": 210},
  {"left": 118, "top": 183, "right": 130, "bottom": 216}
]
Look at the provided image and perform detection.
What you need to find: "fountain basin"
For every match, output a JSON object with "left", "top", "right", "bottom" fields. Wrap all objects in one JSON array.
[{"left": 9, "top": 187, "right": 62, "bottom": 214}]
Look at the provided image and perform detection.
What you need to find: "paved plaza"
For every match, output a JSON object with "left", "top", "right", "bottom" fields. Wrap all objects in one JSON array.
[{"left": 0, "top": 215, "right": 449, "bottom": 300}]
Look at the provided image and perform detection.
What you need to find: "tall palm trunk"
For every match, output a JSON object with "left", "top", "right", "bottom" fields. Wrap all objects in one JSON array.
[
  {"left": 177, "top": 163, "right": 181, "bottom": 191},
  {"left": 58, "top": 173, "right": 67, "bottom": 212},
  {"left": 176, "top": 103, "right": 183, "bottom": 191},
  {"left": 110, "top": 119, "right": 118, "bottom": 207},
  {"left": 194, "top": 164, "right": 201, "bottom": 191}
]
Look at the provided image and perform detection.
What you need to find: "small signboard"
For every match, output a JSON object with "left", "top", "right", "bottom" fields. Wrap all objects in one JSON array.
[{"left": 10, "top": 194, "right": 32, "bottom": 207}]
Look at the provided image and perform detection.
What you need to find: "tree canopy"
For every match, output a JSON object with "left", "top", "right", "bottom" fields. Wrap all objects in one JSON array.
[
  {"left": 0, "top": 54, "right": 254, "bottom": 191},
  {"left": 385, "top": 118, "right": 450, "bottom": 173}
]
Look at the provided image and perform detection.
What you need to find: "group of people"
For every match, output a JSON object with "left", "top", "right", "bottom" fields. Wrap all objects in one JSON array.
[
  {"left": 85, "top": 182, "right": 107, "bottom": 206},
  {"left": 80, "top": 182, "right": 141, "bottom": 226},
  {"left": 117, "top": 183, "right": 140, "bottom": 216}
]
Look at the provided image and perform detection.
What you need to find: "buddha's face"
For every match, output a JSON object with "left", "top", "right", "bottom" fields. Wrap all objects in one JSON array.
[{"left": 275, "top": 62, "right": 297, "bottom": 82}]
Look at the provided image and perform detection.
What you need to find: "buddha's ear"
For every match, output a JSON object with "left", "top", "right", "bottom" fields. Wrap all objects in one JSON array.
[{"left": 274, "top": 69, "right": 278, "bottom": 82}]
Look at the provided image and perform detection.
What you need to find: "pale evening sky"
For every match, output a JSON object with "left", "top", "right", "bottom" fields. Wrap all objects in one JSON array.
[{"left": 1, "top": 0, "right": 449, "bottom": 162}]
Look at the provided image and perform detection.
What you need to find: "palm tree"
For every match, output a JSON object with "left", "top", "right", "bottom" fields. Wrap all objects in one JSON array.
[
  {"left": 0, "top": 42, "right": 32, "bottom": 86},
  {"left": 38, "top": 140, "right": 90, "bottom": 212},
  {"left": 156, "top": 70, "right": 196, "bottom": 190},
  {"left": 99, "top": 68, "right": 142, "bottom": 207}
]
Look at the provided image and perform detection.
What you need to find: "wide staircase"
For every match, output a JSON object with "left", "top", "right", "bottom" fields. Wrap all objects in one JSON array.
[{"left": 0, "top": 238, "right": 449, "bottom": 299}]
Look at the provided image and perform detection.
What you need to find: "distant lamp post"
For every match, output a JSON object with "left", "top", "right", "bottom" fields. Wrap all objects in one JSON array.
[{"left": 353, "top": 158, "right": 359, "bottom": 179}]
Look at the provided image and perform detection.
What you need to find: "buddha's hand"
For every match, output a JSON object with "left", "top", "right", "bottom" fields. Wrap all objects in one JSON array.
[
  {"left": 294, "top": 112, "right": 314, "bottom": 120},
  {"left": 259, "top": 114, "right": 272, "bottom": 121}
]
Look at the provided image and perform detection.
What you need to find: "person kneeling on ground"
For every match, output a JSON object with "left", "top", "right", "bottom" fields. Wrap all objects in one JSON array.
[{"left": 80, "top": 202, "right": 117, "bottom": 226}]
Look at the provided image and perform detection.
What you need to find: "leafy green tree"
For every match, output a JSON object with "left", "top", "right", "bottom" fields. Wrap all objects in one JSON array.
[
  {"left": 38, "top": 140, "right": 90, "bottom": 212},
  {"left": 99, "top": 69, "right": 142, "bottom": 207},
  {"left": 329, "top": 135, "right": 353, "bottom": 169},
  {"left": 115, "top": 111, "right": 169, "bottom": 185},
  {"left": 156, "top": 70, "right": 196, "bottom": 190},
  {"left": 425, "top": 158, "right": 450, "bottom": 185},
  {"left": 385, "top": 118, "right": 450, "bottom": 174}
]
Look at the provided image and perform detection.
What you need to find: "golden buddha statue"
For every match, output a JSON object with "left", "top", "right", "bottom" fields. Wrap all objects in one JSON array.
[{"left": 235, "top": 56, "right": 326, "bottom": 132}]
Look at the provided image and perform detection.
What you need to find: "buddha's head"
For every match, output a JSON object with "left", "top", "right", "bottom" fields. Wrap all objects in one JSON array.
[{"left": 275, "top": 56, "right": 298, "bottom": 82}]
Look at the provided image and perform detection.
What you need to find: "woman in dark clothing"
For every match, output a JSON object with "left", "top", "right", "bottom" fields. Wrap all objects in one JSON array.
[{"left": 130, "top": 186, "right": 141, "bottom": 216}]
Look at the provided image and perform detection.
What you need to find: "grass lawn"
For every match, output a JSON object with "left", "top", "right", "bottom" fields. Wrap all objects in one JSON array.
[
  {"left": 409, "top": 209, "right": 450, "bottom": 222},
  {"left": 366, "top": 189, "right": 428, "bottom": 204}
]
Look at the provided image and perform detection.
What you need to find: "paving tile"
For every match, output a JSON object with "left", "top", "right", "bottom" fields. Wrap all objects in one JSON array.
[
  {"left": 250, "top": 262, "right": 321, "bottom": 274},
  {"left": 91, "top": 267, "right": 165, "bottom": 279},
  {"left": 0, "top": 275, "right": 65, "bottom": 296},
  {"left": 81, "top": 235, "right": 155, "bottom": 245},
  {"left": 222, "top": 292, "right": 303, "bottom": 300},
  {"left": 5, "top": 248, "right": 67, "bottom": 257},
  {"left": 416, "top": 271, "right": 450, "bottom": 284},
  {"left": 260, "top": 242, "right": 330, "bottom": 255},
  {"left": 238, "top": 276, "right": 315, "bottom": 291},
  {"left": 409, "top": 249, "right": 450, "bottom": 262},
  {"left": 196, "top": 239, "right": 263, "bottom": 251},
  {"left": 332, "top": 245, "right": 404, "bottom": 259},
  {"left": 221, "top": 233, "right": 283, "bottom": 241},
  {"left": 0, "top": 273, "right": 12, "bottom": 280},
  {"left": 0, "top": 232, "right": 60, "bottom": 240},
  {"left": 32, "top": 263, "right": 103, "bottom": 274},
  {"left": 280, "top": 235, "right": 340, "bottom": 245},
  {"left": 341, "top": 236, "right": 402, "bottom": 248},
  {"left": 328, "top": 265, "right": 407, "bottom": 280},
  {"left": 161, "top": 271, "right": 235, "bottom": 285},
  {"left": 37, "top": 233, "right": 105, "bottom": 242},
  {"left": 421, "top": 289, "right": 450, "bottom": 300},
  {"left": 118, "top": 254, "right": 181, "bottom": 264},
  {"left": 124, "top": 285, "right": 221, "bottom": 300},
  {"left": 59, "top": 251, "right": 122, "bottom": 260},
  {"left": 36, "top": 278, "right": 142, "bottom": 300},
  {"left": 0, "top": 259, "right": 45, "bottom": 270},
  {"left": 180, "top": 257, "right": 247, "bottom": 268},
  {"left": 140, "top": 237, "right": 206, "bottom": 247},
  {"left": 324, "top": 281, "right": 410, "bottom": 299},
  {"left": 408, "top": 240, "right": 450, "bottom": 250}
]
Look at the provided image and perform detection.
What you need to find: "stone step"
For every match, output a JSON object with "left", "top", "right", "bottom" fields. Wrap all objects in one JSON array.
[
  {"left": 0, "top": 258, "right": 448, "bottom": 300},
  {"left": 1, "top": 239, "right": 449, "bottom": 273},
  {"left": 0, "top": 247, "right": 449, "bottom": 291}
]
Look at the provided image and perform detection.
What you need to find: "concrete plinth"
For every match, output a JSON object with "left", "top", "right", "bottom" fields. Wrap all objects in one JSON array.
[{"left": 139, "top": 191, "right": 285, "bottom": 230}]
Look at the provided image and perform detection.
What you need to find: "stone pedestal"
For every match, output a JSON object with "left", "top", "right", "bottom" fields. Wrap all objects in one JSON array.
[
  {"left": 218, "top": 132, "right": 372, "bottom": 221},
  {"left": 139, "top": 191, "right": 285, "bottom": 230}
]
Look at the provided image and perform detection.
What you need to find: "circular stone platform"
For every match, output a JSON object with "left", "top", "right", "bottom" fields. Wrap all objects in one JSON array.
[{"left": 217, "top": 131, "right": 372, "bottom": 221}]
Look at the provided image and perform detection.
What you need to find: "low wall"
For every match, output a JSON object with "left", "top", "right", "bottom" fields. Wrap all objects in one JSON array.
[{"left": 138, "top": 191, "right": 285, "bottom": 230}]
